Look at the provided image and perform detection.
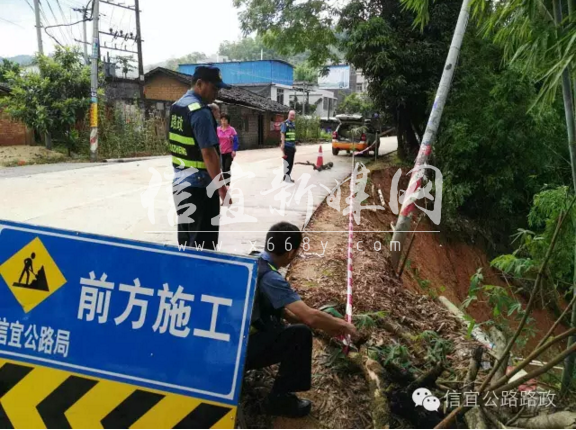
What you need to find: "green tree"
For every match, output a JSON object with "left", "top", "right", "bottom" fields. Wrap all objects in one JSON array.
[
  {"left": 0, "top": 59, "right": 20, "bottom": 83},
  {"left": 294, "top": 63, "right": 318, "bottom": 84},
  {"left": 116, "top": 56, "right": 136, "bottom": 78},
  {"left": 218, "top": 35, "right": 283, "bottom": 61},
  {"left": 165, "top": 52, "right": 207, "bottom": 71},
  {"left": 0, "top": 47, "right": 90, "bottom": 154},
  {"left": 233, "top": 0, "right": 340, "bottom": 67},
  {"left": 436, "top": 34, "right": 569, "bottom": 237},
  {"left": 233, "top": 0, "right": 462, "bottom": 160},
  {"left": 403, "top": 0, "right": 576, "bottom": 395},
  {"left": 336, "top": 92, "right": 375, "bottom": 118}
]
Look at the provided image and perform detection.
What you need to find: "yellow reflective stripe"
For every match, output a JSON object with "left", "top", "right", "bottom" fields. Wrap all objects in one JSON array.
[
  {"left": 169, "top": 133, "right": 195, "bottom": 145},
  {"left": 285, "top": 131, "right": 296, "bottom": 140},
  {"left": 172, "top": 157, "right": 206, "bottom": 169},
  {"left": 267, "top": 263, "right": 278, "bottom": 272},
  {"left": 188, "top": 102, "right": 202, "bottom": 111}
]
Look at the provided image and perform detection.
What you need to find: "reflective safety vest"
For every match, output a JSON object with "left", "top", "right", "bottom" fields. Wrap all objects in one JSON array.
[
  {"left": 283, "top": 120, "right": 296, "bottom": 143},
  {"left": 168, "top": 100, "right": 215, "bottom": 170},
  {"left": 250, "top": 257, "right": 285, "bottom": 333}
]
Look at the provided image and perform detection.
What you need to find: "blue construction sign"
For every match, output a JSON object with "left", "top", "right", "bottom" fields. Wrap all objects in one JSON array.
[{"left": 0, "top": 220, "right": 257, "bottom": 429}]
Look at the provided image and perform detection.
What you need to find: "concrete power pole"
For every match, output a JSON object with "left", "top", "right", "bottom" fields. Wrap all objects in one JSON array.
[
  {"left": 82, "top": 11, "right": 89, "bottom": 64},
  {"left": 33, "top": 0, "right": 53, "bottom": 149},
  {"left": 390, "top": 0, "right": 471, "bottom": 269},
  {"left": 134, "top": 0, "right": 145, "bottom": 101},
  {"left": 89, "top": 0, "right": 99, "bottom": 161},
  {"left": 33, "top": 0, "right": 44, "bottom": 55}
]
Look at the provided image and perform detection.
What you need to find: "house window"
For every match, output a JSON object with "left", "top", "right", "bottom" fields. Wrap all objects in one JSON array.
[
  {"left": 356, "top": 83, "right": 363, "bottom": 92},
  {"left": 277, "top": 88, "right": 284, "bottom": 105},
  {"left": 323, "top": 97, "right": 328, "bottom": 110}
]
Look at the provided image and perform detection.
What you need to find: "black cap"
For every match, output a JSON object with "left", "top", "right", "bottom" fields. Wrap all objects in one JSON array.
[{"left": 192, "top": 66, "right": 231, "bottom": 89}]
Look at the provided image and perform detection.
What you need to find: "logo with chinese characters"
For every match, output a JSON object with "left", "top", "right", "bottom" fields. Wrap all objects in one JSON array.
[{"left": 0, "top": 237, "right": 67, "bottom": 312}]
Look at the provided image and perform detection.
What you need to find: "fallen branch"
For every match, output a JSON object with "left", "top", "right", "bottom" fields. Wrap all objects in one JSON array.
[
  {"left": 489, "top": 327, "right": 509, "bottom": 383},
  {"left": 464, "top": 346, "right": 484, "bottom": 391},
  {"left": 506, "top": 406, "right": 525, "bottom": 426},
  {"left": 349, "top": 352, "right": 391, "bottom": 429},
  {"left": 478, "top": 209, "right": 569, "bottom": 394},
  {"left": 515, "top": 411, "right": 576, "bottom": 429},
  {"left": 407, "top": 363, "right": 444, "bottom": 392},
  {"left": 379, "top": 318, "right": 427, "bottom": 361},
  {"left": 464, "top": 407, "right": 488, "bottom": 429},
  {"left": 490, "top": 327, "right": 576, "bottom": 391},
  {"left": 493, "top": 341, "right": 576, "bottom": 394},
  {"left": 435, "top": 207, "right": 572, "bottom": 430},
  {"left": 480, "top": 406, "right": 507, "bottom": 429}
]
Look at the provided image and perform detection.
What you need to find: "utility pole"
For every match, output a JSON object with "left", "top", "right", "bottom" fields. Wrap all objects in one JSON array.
[
  {"left": 390, "top": 0, "right": 471, "bottom": 269},
  {"left": 82, "top": 10, "right": 89, "bottom": 64},
  {"left": 34, "top": 0, "right": 53, "bottom": 149},
  {"left": 134, "top": 0, "right": 145, "bottom": 101},
  {"left": 33, "top": 0, "right": 44, "bottom": 55},
  {"left": 89, "top": 0, "right": 99, "bottom": 161}
]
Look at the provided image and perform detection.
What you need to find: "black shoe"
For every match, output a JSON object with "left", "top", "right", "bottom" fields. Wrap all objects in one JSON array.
[{"left": 266, "top": 393, "right": 312, "bottom": 418}]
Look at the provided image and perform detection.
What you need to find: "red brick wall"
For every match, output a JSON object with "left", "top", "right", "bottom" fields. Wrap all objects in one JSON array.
[
  {"left": 144, "top": 75, "right": 189, "bottom": 102},
  {"left": 0, "top": 109, "right": 33, "bottom": 146}
]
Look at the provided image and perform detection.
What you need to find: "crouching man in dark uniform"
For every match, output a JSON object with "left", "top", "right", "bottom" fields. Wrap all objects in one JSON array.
[{"left": 246, "top": 222, "right": 357, "bottom": 417}]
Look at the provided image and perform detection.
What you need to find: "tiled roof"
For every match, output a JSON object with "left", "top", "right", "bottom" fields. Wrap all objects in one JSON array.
[{"left": 145, "top": 67, "right": 289, "bottom": 113}]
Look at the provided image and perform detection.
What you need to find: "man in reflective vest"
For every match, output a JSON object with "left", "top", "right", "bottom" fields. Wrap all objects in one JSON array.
[
  {"left": 246, "top": 222, "right": 357, "bottom": 417},
  {"left": 280, "top": 110, "right": 297, "bottom": 183},
  {"left": 169, "top": 66, "right": 231, "bottom": 250}
]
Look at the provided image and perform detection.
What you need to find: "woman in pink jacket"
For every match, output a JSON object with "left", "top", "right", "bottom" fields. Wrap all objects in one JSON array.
[{"left": 217, "top": 114, "right": 238, "bottom": 186}]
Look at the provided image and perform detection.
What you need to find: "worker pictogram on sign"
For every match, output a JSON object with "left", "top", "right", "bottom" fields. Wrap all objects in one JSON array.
[
  {"left": 0, "top": 237, "right": 67, "bottom": 313},
  {"left": 0, "top": 358, "right": 235, "bottom": 429}
]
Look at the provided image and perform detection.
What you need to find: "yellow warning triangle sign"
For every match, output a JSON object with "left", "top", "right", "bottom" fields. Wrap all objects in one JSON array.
[{"left": 0, "top": 237, "right": 66, "bottom": 313}]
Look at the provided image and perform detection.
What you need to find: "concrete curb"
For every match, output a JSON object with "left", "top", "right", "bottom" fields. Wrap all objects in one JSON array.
[{"left": 103, "top": 156, "right": 167, "bottom": 163}]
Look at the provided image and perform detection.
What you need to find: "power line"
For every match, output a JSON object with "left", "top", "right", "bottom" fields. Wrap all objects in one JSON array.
[
  {"left": 23, "top": 0, "right": 35, "bottom": 12},
  {"left": 41, "top": 0, "right": 71, "bottom": 45},
  {"left": 56, "top": 0, "right": 76, "bottom": 45},
  {"left": 0, "top": 17, "right": 25, "bottom": 28}
]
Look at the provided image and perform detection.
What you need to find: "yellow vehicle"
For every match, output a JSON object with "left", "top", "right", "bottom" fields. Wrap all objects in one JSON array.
[{"left": 331, "top": 114, "right": 379, "bottom": 155}]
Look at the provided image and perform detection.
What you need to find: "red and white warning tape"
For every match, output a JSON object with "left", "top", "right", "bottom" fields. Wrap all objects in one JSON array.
[
  {"left": 344, "top": 160, "right": 357, "bottom": 353},
  {"left": 343, "top": 145, "right": 374, "bottom": 353}
]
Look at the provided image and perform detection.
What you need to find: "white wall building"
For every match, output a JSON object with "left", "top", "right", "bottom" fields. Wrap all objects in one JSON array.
[{"left": 285, "top": 87, "right": 338, "bottom": 118}]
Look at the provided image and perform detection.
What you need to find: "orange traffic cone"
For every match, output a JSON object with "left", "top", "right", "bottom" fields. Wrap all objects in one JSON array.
[{"left": 316, "top": 145, "right": 324, "bottom": 169}]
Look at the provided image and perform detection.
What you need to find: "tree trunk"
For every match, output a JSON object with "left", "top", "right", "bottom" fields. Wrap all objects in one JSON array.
[
  {"left": 552, "top": 0, "right": 576, "bottom": 396},
  {"left": 515, "top": 411, "right": 576, "bottom": 429}
]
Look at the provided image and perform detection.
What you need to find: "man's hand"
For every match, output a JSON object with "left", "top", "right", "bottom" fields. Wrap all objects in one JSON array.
[
  {"left": 219, "top": 186, "right": 232, "bottom": 206},
  {"left": 231, "top": 151, "right": 236, "bottom": 159},
  {"left": 286, "top": 300, "right": 358, "bottom": 340}
]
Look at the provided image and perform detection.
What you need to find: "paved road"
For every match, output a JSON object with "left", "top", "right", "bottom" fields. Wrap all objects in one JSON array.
[
  {"left": 0, "top": 139, "right": 397, "bottom": 255},
  {"left": 0, "top": 162, "right": 106, "bottom": 178}
]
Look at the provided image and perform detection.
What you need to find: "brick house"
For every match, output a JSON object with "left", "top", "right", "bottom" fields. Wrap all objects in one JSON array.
[
  {"left": 0, "top": 83, "right": 34, "bottom": 146},
  {"left": 144, "top": 67, "right": 289, "bottom": 149}
]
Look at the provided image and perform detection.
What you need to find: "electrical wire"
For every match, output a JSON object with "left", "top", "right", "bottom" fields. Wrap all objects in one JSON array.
[{"left": 0, "top": 17, "right": 25, "bottom": 29}]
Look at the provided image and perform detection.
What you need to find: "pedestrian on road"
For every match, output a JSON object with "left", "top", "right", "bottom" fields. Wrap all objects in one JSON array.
[
  {"left": 168, "top": 66, "right": 231, "bottom": 250},
  {"left": 218, "top": 114, "right": 238, "bottom": 186},
  {"left": 246, "top": 222, "right": 357, "bottom": 418},
  {"left": 280, "top": 110, "right": 297, "bottom": 183}
]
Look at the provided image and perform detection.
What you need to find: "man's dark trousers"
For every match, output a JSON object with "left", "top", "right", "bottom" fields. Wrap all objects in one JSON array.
[
  {"left": 284, "top": 146, "right": 296, "bottom": 179},
  {"left": 221, "top": 153, "right": 233, "bottom": 185},
  {"left": 245, "top": 324, "right": 312, "bottom": 394},
  {"left": 174, "top": 185, "right": 219, "bottom": 250}
]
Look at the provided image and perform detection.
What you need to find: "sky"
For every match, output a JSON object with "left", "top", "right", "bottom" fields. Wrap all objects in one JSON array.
[{"left": 0, "top": 0, "right": 243, "bottom": 65}]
